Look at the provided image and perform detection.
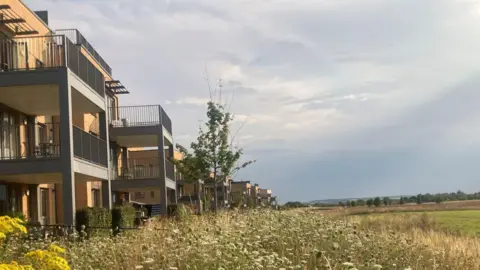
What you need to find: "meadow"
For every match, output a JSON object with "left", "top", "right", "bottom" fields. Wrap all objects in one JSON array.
[{"left": 2, "top": 207, "right": 480, "bottom": 269}]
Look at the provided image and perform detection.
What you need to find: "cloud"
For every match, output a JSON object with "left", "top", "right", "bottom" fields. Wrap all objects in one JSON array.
[
  {"left": 171, "top": 97, "right": 210, "bottom": 106},
  {"left": 25, "top": 0, "right": 480, "bottom": 202}
]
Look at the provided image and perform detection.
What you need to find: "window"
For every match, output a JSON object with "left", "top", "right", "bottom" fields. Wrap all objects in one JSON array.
[
  {"left": 0, "top": 112, "right": 18, "bottom": 159},
  {"left": 135, "top": 192, "right": 145, "bottom": 199},
  {"left": 91, "top": 189, "right": 100, "bottom": 207},
  {"left": 150, "top": 191, "right": 155, "bottom": 198}
]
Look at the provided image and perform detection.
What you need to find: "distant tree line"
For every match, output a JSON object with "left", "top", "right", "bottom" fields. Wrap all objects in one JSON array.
[
  {"left": 340, "top": 190, "right": 480, "bottom": 208},
  {"left": 283, "top": 201, "right": 309, "bottom": 208},
  {"left": 283, "top": 190, "right": 480, "bottom": 209}
]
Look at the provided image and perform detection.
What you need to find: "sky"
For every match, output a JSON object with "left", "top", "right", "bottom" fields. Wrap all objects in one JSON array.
[{"left": 26, "top": 0, "right": 480, "bottom": 202}]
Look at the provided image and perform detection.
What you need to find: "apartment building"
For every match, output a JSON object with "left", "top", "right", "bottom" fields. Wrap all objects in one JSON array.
[
  {"left": 251, "top": 184, "right": 260, "bottom": 206},
  {"left": 114, "top": 148, "right": 176, "bottom": 216},
  {"left": 231, "top": 181, "right": 251, "bottom": 206},
  {"left": 174, "top": 150, "right": 204, "bottom": 214},
  {"left": 258, "top": 188, "right": 272, "bottom": 205},
  {"left": 204, "top": 175, "right": 231, "bottom": 209},
  {"left": 0, "top": 0, "right": 175, "bottom": 224}
]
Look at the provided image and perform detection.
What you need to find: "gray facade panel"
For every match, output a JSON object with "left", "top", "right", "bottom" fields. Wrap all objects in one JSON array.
[
  {"left": 109, "top": 126, "right": 162, "bottom": 138},
  {"left": 0, "top": 68, "right": 65, "bottom": 87},
  {"left": 0, "top": 159, "right": 62, "bottom": 175}
]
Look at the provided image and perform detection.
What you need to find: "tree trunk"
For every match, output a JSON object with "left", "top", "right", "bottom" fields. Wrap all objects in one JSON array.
[{"left": 214, "top": 182, "right": 219, "bottom": 212}]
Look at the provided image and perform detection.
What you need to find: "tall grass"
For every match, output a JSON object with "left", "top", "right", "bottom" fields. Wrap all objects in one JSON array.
[{"left": 4, "top": 210, "right": 479, "bottom": 269}]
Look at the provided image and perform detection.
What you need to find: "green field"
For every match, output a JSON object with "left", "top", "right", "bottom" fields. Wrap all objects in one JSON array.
[
  {"left": 428, "top": 210, "right": 480, "bottom": 236},
  {"left": 360, "top": 210, "right": 480, "bottom": 236}
]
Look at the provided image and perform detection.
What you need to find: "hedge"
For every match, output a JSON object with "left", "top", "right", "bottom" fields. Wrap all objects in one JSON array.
[
  {"left": 111, "top": 204, "right": 136, "bottom": 234},
  {"left": 75, "top": 207, "right": 112, "bottom": 238}
]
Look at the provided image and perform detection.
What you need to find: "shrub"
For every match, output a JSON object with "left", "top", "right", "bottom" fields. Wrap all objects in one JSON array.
[
  {"left": 75, "top": 207, "right": 112, "bottom": 238},
  {"left": 111, "top": 204, "right": 136, "bottom": 234},
  {"left": 167, "top": 204, "right": 191, "bottom": 221}
]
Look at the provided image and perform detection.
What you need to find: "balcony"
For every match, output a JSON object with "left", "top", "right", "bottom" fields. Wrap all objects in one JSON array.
[
  {"left": 113, "top": 157, "right": 175, "bottom": 181},
  {"left": 0, "top": 35, "right": 105, "bottom": 97},
  {"left": 110, "top": 105, "right": 172, "bottom": 135},
  {"left": 165, "top": 159, "right": 175, "bottom": 180},
  {"left": 56, "top": 29, "right": 112, "bottom": 76},
  {"left": 72, "top": 126, "right": 107, "bottom": 167},
  {"left": 0, "top": 122, "right": 60, "bottom": 160},
  {"left": 0, "top": 122, "right": 62, "bottom": 175},
  {"left": 110, "top": 157, "right": 176, "bottom": 191}
]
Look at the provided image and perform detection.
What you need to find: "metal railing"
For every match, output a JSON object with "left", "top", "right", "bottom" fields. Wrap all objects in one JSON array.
[
  {"left": 112, "top": 157, "right": 175, "bottom": 181},
  {"left": 0, "top": 123, "right": 61, "bottom": 160},
  {"left": 65, "top": 38, "right": 105, "bottom": 97},
  {"left": 0, "top": 35, "right": 65, "bottom": 71},
  {"left": 109, "top": 105, "right": 172, "bottom": 134},
  {"left": 0, "top": 35, "right": 105, "bottom": 97},
  {"left": 72, "top": 126, "right": 107, "bottom": 166},
  {"left": 116, "top": 157, "right": 161, "bottom": 180},
  {"left": 56, "top": 29, "right": 112, "bottom": 75},
  {"left": 165, "top": 159, "right": 175, "bottom": 180}
]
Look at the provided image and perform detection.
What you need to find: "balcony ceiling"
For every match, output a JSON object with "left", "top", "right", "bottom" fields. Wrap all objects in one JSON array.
[
  {"left": 71, "top": 88, "right": 104, "bottom": 114},
  {"left": 0, "top": 85, "right": 103, "bottom": 116},
  {"left": 0, "top": 85, "right": 59, "bottom": 115},
  {"left": 115, "top": 134, "right": 158, "bottom": 148}
]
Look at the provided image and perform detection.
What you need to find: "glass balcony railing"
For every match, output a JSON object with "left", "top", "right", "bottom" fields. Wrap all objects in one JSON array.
[{"left": 72, "top": 125, "right": 107, "bottom": 166}]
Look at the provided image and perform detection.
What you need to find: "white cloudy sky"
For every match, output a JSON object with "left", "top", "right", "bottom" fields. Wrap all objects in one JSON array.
[{"left": 27, "top": 0, "right": 480, "bottom": 201}]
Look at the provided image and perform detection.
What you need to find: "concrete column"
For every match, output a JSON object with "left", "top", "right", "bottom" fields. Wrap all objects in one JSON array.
[
  {"left": 170, "top": 189, "right": 177, "bottom": 204},
  {"left": 168, "top": 144, "right": 174, "bottom": 159},
  {"left": 101, "top": 181, "right": 110, "bottom": 208},
  {"left": 121, "top": 147, "right": 128, "bottom": 172},
  {"left": 58, "top": 69, "right": 76, "bottom": 226},
  {"left": 26, "top": 116, "right": 35, "bottom": 157},
  {"left": 99, "top": 109, "right": 112, "bottom": 209},
  {"left": 98, "top": 111, "right": 107, "bottom": 140},
  {"left": 157, "top": 130, "right": 167, "bottom": 215}
]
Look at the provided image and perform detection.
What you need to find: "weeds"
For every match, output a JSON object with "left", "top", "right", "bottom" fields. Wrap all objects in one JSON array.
[{"left": 2, "top": 210, "right": 479, "bottom": 269}]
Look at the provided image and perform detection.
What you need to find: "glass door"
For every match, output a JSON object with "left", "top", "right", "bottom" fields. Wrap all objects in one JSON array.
[
  {"left": 40, "top": 189, "right": 49, "bottom": 225},
  {"left": 0, "top": 185, "right": 7, "bottom": 216},
  {"left": 0, "top": 112, "right": 18, "bottom": 160}
]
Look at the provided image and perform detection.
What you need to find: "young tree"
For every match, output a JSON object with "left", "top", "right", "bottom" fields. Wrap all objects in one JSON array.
[
  {"left": 174, "top": 100, "right": 255, "bottom": 211},
  {"left": 416, "top": 194, "right": 422, "bottom": 205},
  {"left": 373, "top": 197, "right": 381, "bottom": 207},
  {"left": 383, "top": 197, "right": 390, "bottom": 206}
]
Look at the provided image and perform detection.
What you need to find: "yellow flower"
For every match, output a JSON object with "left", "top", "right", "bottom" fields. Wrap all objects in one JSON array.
[
  {"left": 0, "top": 216, "right": 27, "bottom": 238},
  {"left": 0, "top": 261, "right": 34, "bottom": 270},
  {"left": 48, "top": 244, "right": 66, "bottom": 254},
  {"left": 26, "top": 245, "right": 70, "bottom": 270}
]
